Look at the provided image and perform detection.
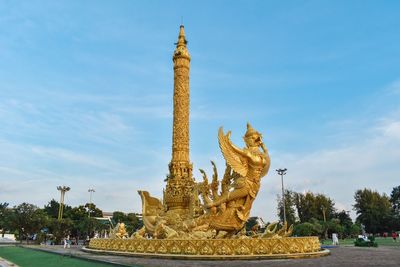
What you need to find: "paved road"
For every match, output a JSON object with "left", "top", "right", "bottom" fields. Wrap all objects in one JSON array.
[{"left": 24, "top": 245, "right": 400, "bottom": 267}]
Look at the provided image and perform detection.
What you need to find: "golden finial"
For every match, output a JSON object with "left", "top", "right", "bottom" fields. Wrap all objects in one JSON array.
[
  {"left": 173, "top": 25, "right": 190, "bottom": 60},
  {"left": 176, "top": 25, "right": 187, "bottom": 48}
]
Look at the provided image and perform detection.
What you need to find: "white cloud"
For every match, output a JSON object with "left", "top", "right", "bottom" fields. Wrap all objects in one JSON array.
[
  {"left": 380, "top": 121, "right": 400, "bottom": 140},
  {"left": 251, "top": 117, "right": 400, "bottom": 222},
  {"left": 4, "top": 116, "right": 399, "bottom": 222},
  {"left": 0, "top": 139, "right": 168, "bottom": 213}
]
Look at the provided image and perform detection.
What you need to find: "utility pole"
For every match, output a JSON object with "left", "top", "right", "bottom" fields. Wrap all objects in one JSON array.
[
  {"left": 57, "top": 186, "right": 70, "bottom": 220},
  {"left": 88, "top": 188, "right": 95, "bottom": 218},
  {"left": 276, "top": 168, "right": 287, "bottom": 224}
]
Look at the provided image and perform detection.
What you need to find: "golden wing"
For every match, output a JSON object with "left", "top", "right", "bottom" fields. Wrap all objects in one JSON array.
[
  {"left": 218, "top": 127, "right": 248, "bottom": 177},
  {"left": 260, "top": 152, "right": 271, "bottom": 178}
]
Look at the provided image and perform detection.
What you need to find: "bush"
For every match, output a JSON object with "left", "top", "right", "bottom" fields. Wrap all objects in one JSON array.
[
  {"left": 34, "top": 232, "right": 46, "bottom": 244},
  {"left": 293, "top": 222, "right": 323, "bottom": 236},
  {"left": 354, "top": 237, "right": 378, "bottom": 247}
]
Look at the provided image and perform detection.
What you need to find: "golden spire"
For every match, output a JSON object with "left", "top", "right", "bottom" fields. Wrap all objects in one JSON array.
[
  {"left": 174, "top": 25, "right": 190, "bottom": 60},
  {"left": 166, "top": 25, "right": 194, "bottom": 213},
  {"left": 177, "top": 25, "right": 186, "bottom": 47}
]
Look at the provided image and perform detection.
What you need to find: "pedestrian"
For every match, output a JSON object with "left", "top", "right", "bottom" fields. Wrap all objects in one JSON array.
[
  {"left": 332, "top": 233, "right": 339, "bottom": 246},
  {"left": 392, "top": 232, "right": 397, "bottom": 242},
  {"left": 63, "top": 235, "right": 71, "bottom": 248}
]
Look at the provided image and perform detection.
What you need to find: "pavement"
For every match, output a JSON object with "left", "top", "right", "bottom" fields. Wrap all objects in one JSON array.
[
  {"left": 0, "top": 256, "right": 18, "bottom": 267},
  {"left": 0, "top": 238, "right": 17, "bottom": 245},
  {"left": 21, "top": 245, "right": 400, "bottom": 267}
]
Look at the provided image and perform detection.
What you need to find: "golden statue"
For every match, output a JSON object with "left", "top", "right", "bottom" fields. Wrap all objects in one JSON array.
[
  {"left": 200, "top": 125, "right": 270, "bottom": 232},
  {"left": 132, "top": 123, "right": 272, "bottom": 239},
  {"left": 110, "top": 222, "right": 128, "bottom": 239},
  {"left": 87, "top": 25, "right": 327, "bottom": 259}
]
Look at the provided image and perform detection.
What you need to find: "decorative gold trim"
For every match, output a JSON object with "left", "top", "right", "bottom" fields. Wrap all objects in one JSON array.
[{"left": 87, "top": 237, "right": 328, "bottom": 259}]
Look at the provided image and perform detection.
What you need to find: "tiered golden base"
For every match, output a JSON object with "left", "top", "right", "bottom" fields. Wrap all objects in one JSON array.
[{"left": 85, "top": 237, "right": 329, "bottom": 260}]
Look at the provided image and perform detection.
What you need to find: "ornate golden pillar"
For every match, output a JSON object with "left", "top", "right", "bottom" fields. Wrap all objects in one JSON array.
[{"left": 165, "top": 25, "right": 194, "bottom": 213}]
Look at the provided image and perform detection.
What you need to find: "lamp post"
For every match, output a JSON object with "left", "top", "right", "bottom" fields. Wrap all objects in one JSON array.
[
  {"left": 57, "top": 186, "right": 70, "bottom": 220},
  {"left": 276, "top": 168, "right": 287, "bottom": 224},
  {"left": 88, "top": 188, "right": 95, "bottom": 218}
]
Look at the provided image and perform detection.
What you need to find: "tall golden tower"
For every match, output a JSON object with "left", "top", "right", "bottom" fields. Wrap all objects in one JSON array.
[{"left": 164, "top": 25, "right": 195, "bottom": 213}]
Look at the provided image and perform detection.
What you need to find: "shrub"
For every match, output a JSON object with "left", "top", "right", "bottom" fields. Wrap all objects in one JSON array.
[
  {"left": 354, "top": 237, "right": 378, "bottom": 247},
  {"left": 293, "top": 222, "right": 323, "bottom": 236}
]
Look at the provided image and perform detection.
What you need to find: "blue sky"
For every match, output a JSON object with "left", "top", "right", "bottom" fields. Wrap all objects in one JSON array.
[{"left": 0, "top": 1, "right": 399, "bottom": 221}]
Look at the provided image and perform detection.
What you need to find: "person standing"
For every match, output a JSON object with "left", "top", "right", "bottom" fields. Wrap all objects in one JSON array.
[
  {"left": 63, "top": 235, "right": 71, "bottom": 248},
  {"left": 332, "top": 233, "right": 339, "bottom": 245},
  {"left": 392, "top": 232, "right": 397, "bottom": 242}
]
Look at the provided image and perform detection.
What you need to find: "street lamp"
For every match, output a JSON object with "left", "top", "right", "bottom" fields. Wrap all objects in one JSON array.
[
  {"left": 276, "top": 168, "right": 287, "bottom": 224},
  {"left": 57, "top": 186, "right": 70, "bottom": 220},
  {"left": 88, "top": 188, "right": 95, "bottom": 218}
]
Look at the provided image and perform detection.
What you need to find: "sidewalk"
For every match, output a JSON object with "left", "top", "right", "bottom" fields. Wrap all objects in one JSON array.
[{"left": 0, "top": 256, "right": 18, "bottom": 267}]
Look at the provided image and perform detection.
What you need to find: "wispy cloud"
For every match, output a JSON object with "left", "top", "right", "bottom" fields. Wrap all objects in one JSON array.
[{"left": 252, "top": 116, "right": 400, "bottom": 221}]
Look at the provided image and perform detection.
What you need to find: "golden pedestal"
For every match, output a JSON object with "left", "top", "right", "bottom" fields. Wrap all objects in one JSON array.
[{"left": 86, "top": 237, "right": 329, "bottom": 260}]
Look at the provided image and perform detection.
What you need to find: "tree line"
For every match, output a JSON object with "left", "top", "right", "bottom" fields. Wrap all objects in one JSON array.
[
  {"left": 0, "top": 199, "right": 142, "bottom": 244},
  {"left": 1, "top": 186, "right": 398, "bottom": 242},
  {"left": 277, "top": 185, "right": 400, "bottom": 238}
]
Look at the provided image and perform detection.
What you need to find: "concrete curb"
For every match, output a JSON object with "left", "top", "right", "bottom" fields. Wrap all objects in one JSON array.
[{"left": 0, "top": 256, "right": 19, "bottom": 267}]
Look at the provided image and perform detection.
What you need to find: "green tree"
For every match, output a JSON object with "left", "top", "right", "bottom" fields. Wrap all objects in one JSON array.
[
  {"left": 326, "top": 218, "right": 345, "bottom": 238},
  {"left": 86, "top": 203, "right": 103, "bottom": 218},
  {"left": 334, "top": 210, "right": 353, "bottom": 238},
  {"left": 10, "top": 203, "right": 48, "bottom": 243},
  {"left": 48, "top": 218, "right": 73, "bottom": 244},
  {"left": 66, "top": 204, "right": 103, "bottom": 239},
  {"left": 126, "top": 213, "right": 142, "bottom": 233},
  {"left": 43, "top": 199, "right": 72, "bottom": 219},
  {"left": 389, "top": 185, "right": 400, "bottom": 230},
  {"left": 67, "top": 205, "right": 88, "bottom": 221},
  {"left": 112, "top": 211, "right": 127, "bottom": 224},
  {"left": 293, "top": 221, "right": 323, "bottom": 237},
  {"left": 245, "top": 217, "right": 259, "bottom": 232},
  {"left": 389, "top": 186, "right": 400, "bottom": 230},
  {"left": 293, "top": 192, "right": 335, "bottom": 223},
  {"left": 0, "top": 203, "right": 12, "bottom": 237},
  {"left": 390, "top": 185, "right": 400, "bottom": 215},
  {"left": 353, "top": 188, "right": 392, "bottom": 234},
  {"left": 349, "top": 223, "right": 361, "bottom": 237}
]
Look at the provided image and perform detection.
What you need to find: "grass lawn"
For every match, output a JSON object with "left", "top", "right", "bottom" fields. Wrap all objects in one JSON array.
[
  {"left": 321, "top": 237, "right": 400, "bottom": 247},
  {"left": 0, "top": 246, "right": 118, "bottom": 267}
]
